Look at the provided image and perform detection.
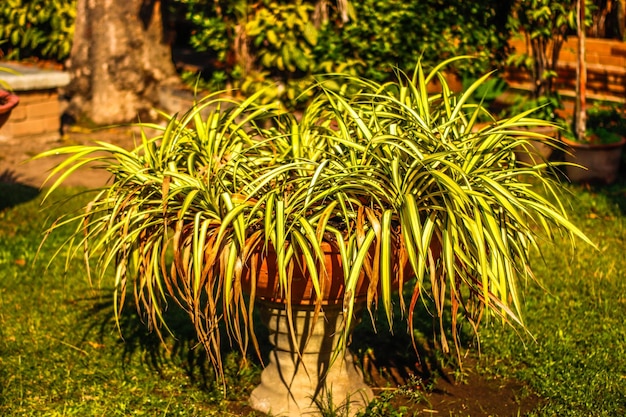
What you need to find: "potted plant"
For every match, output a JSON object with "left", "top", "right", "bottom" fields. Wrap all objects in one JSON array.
[
  {"left": 0, "top": 66, "right": 19, "bottom": 129},
  {"left": 562, "top": 0, "right": 625, "bottom": 184},
  {"left": 562, "top": 102, "right": 626, "bottom": 184},
  {"left": 37, "top": 58, "right": 592, "bottom": 416},
  {"left": 506, "top": 1, "right": 598, "bottom": 167}
]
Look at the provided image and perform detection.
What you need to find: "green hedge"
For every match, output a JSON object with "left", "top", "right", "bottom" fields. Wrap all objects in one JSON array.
[
  {"left": 318, "top": 0, "right": 514, "bottom": 82},
  {"left": 0, "top": 0, "right": 76, "bottom": 61},
  {"left": 174, "top": 0, "right": 515, "bottom": 106},
  {"left": 0, "top": 0, "right": 514, "bottom": 108},
  {"left": 178, "top": 0, "right": 513, "bottom": 84}
]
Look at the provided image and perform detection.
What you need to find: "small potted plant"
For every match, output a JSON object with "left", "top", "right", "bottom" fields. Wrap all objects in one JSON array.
[
  {"left": 506, "top": 0, "right": 593, "bottom": 168},
  {"left": 561, "top": 102, "right": 626, "bottom": 184},
  {"left": 37, "top": 58, "right": 592, "bottom": 416}
]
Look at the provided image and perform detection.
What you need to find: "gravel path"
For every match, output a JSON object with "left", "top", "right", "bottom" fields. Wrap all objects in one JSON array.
[{"left": 0, "top": 125, "right": 143, "bottom": 189}]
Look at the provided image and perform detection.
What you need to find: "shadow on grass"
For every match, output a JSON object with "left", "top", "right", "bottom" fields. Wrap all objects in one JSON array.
[
  {"left": 75, "top": 290, "right": 212, "bottom": 385},
  {"left": 0, "top": 170, "right": 39, "bottom": 210},
  {"left": 72, "top": 288, "right": 267, "bottom": 399},
  {"left": 564, "top": 167, "right": 626, "bottom": 216},
  {"left": 600, "top": 172, "right": 626, "bottom": 214},
  {"left": 351, "top": 293, "right": 471, "bottom": 392},
  {"left": 70, "top": 286, "right": 470, "bottom": 401},
  {"left": 540, "top": 148, "right": 626, "bottom": 214}
]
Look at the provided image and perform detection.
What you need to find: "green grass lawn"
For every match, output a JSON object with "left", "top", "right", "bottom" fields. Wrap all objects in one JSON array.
[
  {"left": 0, "top": 185, "right": 259, "bottom": 416},
  {"left": 1, "top": 180, "right": 625, "bottom": 416},
  {"left": 477, "top": 180, "right": 626, "bottom": 416}
]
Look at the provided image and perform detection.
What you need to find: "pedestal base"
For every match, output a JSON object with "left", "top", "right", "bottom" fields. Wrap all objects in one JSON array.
[{"left": 249, "top": 303, "right": 373, "bottom": 417}]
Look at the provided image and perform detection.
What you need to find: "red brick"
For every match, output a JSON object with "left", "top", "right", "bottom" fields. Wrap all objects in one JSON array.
[
  {"left": 9, "top": 104, "right": 28, "bottom": 122},
  {"left": 26, "top": 100, "right": 60, "bottom": 119},
  {"left": 586, "top": 53, "right": 601, "bottom": 65},
  {"left": 39, "top": 116, "right": 61, "bottom": 133},
  {"left": 4, "top": 115, "right": 60, "bottom": 138},
  {"left": 560, "top": 48, "right": 577, "bottom": 62},
  {"left": 17, "top": 89, "right": 56, "bottom": 105},
  {"left": 585, "top": 38, "right": 615, "bottom": 55}
]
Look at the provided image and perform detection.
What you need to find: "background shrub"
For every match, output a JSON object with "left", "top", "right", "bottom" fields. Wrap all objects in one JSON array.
[
  {"left": 0, "top": 0, "right": 76, "bottom": 61},
  {"left": 317, "top": 0, "right": 514, "bottom": 82},
  {"left": 175, "top": 0, "right": 515, "bottom": 104}
]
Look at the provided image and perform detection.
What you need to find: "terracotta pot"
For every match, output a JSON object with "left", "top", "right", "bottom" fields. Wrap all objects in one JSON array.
[
  {"left": 515, "top": 125, "right": 558, "bottom": 166},
  {"left": 562, "top": 136, "right": 626, "bottom": 184},
  {"left": 0, "top": 89, "right": 19, "bottom": 129},
  {"left": 242, "top": 241, "right": 407, "bottom": 305}
]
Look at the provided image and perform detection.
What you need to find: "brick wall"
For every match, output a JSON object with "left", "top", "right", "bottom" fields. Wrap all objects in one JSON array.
[
  {"left": 0, "top": 63, "right": 70, "bottom": 144},
  {"left": 506, "top": 37, "right": 626, "bottom": 103},
  {"left": 0, "top": 89, "right": 62, "bottom": 143}
]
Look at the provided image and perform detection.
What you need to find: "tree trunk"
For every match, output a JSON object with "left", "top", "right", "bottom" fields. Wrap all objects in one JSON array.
[
  {"left": 575, "top": 0, "right": 587, "bottom": 140},
  {"left": 67, "top": 0, "right": 177, "bottom": 125}
]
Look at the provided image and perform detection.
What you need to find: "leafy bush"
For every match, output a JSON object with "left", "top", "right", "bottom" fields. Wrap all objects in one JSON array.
[
  {"left": 318, "top": 0, "right": 514, "bottom": 82},
  {"left": 247, "top": 1, "right": 319, "bottom": 74},
  {"left": 506, "top": 0, "right": 593, "bottom": 101},
  {"left": 178, "top": 0, "right": 233, "bottom": 63},
  {"left": 562, "top": 101, "right": 626, "bottom": 144},
  {"left": 0, "top": 0, "right": 76, "bottom": 61},
  {"left": 175, "top": 0, "right": 515, "bottom": 105}
]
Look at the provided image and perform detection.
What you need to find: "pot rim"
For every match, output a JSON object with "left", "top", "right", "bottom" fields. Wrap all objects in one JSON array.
[
  {"left": 241, "top": 240, "right": 411, "bottom": 306},
  {"left": 0, "top": 89, "right": 19, "bottom": 113},
  {"left": 561, "top": 135, "right": 626, "bottom": 150}
]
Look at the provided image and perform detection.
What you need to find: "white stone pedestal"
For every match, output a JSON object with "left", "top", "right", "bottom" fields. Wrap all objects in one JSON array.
[{"left": 249, "top": 303, "right": 373, "bottom": 417}]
